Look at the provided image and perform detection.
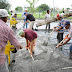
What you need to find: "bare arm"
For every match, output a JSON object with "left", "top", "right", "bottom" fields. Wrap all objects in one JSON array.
[
  {"left": 62, "top": 37, "right": 71, "bottom": 45},
  {"left": 56, "top": 26, "right": 63, "bottom": 31},
  {"left": 9, "top": 29, "right": 22, "bottom": 49},
  {"left": 57, "top": 37, "right": 71, "bottom": 47},
  {"left": 24, "top": 20, "right": 29, "bottom": 25},
  {"left": 26, "top": 39, "right": 28, "bottom": 47}
]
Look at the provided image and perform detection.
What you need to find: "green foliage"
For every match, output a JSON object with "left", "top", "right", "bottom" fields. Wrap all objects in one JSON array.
[
  {"left": 33, "top": 12, "right": 44, "bottom": 19},
  {"left": 8, "top": 11, "right": 11, "bottom": 15},
  {"left": 59, "top": 11, "right": 63, "bottom": 13},
  {"left": 66, "top": 8, "right": 70, "bottom": 10},
  {"left": 37, "top": 4, "right": 50, "bottom": 12},
  {"left": 42, "top": 11, "right": 46, "bottom": 16},
  {"left": 26, "top": 0, "right": 39, "bottom": 13},
  {"left": 0, "top": 0, "right": 10, "bottom": 10},
  {"left": 15, "top": 6, "right": 23, "bottom": 11},
  {"left": 62, "top": 8, "right": 64, "bottom": 11}
]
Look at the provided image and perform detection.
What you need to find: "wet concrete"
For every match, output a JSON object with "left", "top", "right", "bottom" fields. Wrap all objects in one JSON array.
[
  {"left": 9, "top": 29, "right": 72, "bottom": 72},
  {"left": 6, "top": 21, "right": 72, "bottom": 72}
]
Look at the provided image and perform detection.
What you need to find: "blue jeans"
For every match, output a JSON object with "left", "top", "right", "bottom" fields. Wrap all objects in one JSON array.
[{"left": 23, "top": 19, "right": 28, "bottom": 29}]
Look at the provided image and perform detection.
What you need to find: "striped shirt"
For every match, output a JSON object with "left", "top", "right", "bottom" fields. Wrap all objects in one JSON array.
[
  {"left": 68, "top": 24, "right": 72, "bottom": 38},
  {"left": 57, "top": 19, "right": 64, "bottom": 33},
  {"left": 0, "top": 19, "right": 20, "bottom": 65}
]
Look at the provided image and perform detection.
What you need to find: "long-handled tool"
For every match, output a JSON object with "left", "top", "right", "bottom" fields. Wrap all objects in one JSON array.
[
  {"left": 56, "top": 39, "right": 65, "bottom": 48},
  {"left": 56, "top": 35, "right": 69, "bottom": 48},
  {"left": 26, "top": 46, "right": 34, "bottom": 60},
  {"left": 49, "top": 35, "right": 69, "bottom": 57},
  {"left": 43, "top": 28, "right": 55, "bottom": 46}
]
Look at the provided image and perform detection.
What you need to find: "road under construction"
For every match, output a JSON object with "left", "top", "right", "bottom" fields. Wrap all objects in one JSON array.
[{"left": 6, "top": 18, "right": 72, "bottom": 72}]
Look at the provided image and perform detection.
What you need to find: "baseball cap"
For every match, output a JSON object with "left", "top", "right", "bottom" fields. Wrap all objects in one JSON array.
[
  {"left": 0, "top": 9, "right": 9, "bottom": 17},
  {"left": 63, "top": 21, "right": 70, "bottom": 27},
  {"left": 18, "top": 30, "right": 24, "bottom": 36},
  {"left": 57, "top": 14, "right": 59, "bottom": 17},
  {"left": 24, "top": 12, "right": 26, "bottom": 15},
  {"left": 57, "top": 14, "right": 62, "bottom": 17}
]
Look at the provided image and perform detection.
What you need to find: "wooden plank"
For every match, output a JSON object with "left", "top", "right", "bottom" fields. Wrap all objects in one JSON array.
[{"left": 36, "top": 13, "right": 72, "bottom": 27}]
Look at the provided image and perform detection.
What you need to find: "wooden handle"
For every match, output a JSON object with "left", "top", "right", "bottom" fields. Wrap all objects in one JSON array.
[
  {"left": 56, "top": 39, "right": 65, "bottom": 48},
  {"left": 48, "top": 29, "right": 54, "bottom": 39}
]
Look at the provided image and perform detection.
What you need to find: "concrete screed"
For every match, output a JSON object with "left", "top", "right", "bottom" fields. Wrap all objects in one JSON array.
[{"left": 6, "top": 21, "right": 72, "bottom": 72}]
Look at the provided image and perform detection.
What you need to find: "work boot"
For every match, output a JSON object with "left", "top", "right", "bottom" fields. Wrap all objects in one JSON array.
[
  {"left": 35, "top": 28, "right": 38, "bottom": 31},
  {"left": 32, "top": 51, "right": 34, "bottom": 54},
  {"left": 12, "top": 60, "right": 15, "bottom": 63},
  {"left": 32, "top": 28, "right": 34, "bottom": 30}
]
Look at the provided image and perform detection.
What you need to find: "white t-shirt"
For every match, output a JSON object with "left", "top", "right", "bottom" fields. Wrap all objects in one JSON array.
[
  {"left": 61, "top": 13, "right": 65, "bottom": 16},
  {"left": 45, "top": 13, "right": 50, "bottom": 21},
  {"left": 68, "top": 24, "right": 72, "bottom": 38}
]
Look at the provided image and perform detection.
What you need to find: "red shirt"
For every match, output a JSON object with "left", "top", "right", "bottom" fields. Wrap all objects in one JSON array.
[{"left": 23, "top": 29, "right": 37, "bottom": 42}]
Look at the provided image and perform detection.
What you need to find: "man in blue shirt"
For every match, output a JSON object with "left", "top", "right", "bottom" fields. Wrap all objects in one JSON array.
[
  {"left": 54, "top": 14, "right": 64, "bottom": 43},
  {"left": 22, "top": 9, "right": 29, "bottom": 29}
]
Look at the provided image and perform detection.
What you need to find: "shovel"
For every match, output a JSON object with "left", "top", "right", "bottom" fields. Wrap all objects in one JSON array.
[
  {"left": 43, "top": 28, "right": 55, "bottom": 46},
  {"left": 26, "top": 46, "right": 34, "bottom": 60},
  {"left": 56, "top": 35, "right": 69, "bottom": 48},
  {"left": 50, "top": 35, "right": 69, "bottom": 57}
]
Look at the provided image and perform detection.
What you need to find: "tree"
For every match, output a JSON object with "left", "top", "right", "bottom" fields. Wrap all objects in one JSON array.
[
  {"left": 15, "top": 6, "right": 23, "bottom": 11},
  {"left": 26, "top": 0, "right": 39, "bottom": 13},
  {"left": 62, "top": 8, "right": 64, "bottom": 11},
  {"left": 36, "top": 4, "right": 50, "bottom": 12},
  {"left": 66, "top": 8, "right": 70, "bottom": 10},
  {"left": 0, "top": 0, "right": 10, "bottom": 10}
]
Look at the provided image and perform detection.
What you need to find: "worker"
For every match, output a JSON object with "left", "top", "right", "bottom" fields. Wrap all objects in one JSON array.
[
  {"left": 24, "top": 12, "right": 38, "bottom": 31},
  {"left": 18, "top": 29, "right": 37, "bottom": 55},
  {"left": 54, "top": 14, "right": 64, "bottom": 43},
  {"left": 12, "top": 13, "right": 17, "bottom": 20},
  {"left": 22, "top": 9, "right": 29, "bottom": 29},
  {"left": 45, "top": 9, "right": 51, "bottom": 32},
  {"left": 11, "top": 13, "right": 18, "bottom": 30},
  {"left": 56, "top": 21, "right": 72, "bottom": 59},
  {"left": 0, "top": 9, "right": 22, "bottom": 72}
]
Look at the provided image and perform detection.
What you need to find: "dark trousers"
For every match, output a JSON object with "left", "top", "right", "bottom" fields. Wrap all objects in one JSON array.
[
  {"left": 69, "top": 45, "right": 72, "bottom": 59},
  {"left": 45, "top": 23, "right": 50, "bottom": 32},
  {"left": 57, "top": 33, "right": 63, "bottom": 43}
]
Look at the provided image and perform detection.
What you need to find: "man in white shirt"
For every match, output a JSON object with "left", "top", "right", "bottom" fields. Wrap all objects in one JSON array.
[
  {"left": 56, "top": 21, "right": 72, "bottom": 59},
  {"left": 45, "top": 10, "right": 50, "bottom": 32}
]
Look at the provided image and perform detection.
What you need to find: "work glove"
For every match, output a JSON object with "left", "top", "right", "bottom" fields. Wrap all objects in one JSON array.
[{"left": 11, "top": 48, "right": 17, "bottom": 53}]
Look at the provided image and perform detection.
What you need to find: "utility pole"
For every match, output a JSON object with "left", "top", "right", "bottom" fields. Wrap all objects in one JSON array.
[{"left": 53, "top": 0, "right": 55, "bottom": 17}]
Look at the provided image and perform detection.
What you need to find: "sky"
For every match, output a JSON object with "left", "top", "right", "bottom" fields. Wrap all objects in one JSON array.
[{"left": 8, "top": 0, "right": 72, "bottom": 10}]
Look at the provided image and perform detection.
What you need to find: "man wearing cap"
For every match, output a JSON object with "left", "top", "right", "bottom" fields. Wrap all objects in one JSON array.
[
  {"left": 18, "top": 29, "right": 37, "bottom": 55},
  {"left": 22, "top": 9, "right": 29, "bottom": 29},
  {"left": 56, "top": 21, "right": 72, "bottom": 59},
  {"left": 54, "top": 14, "right": 64, "bottom": 43},
  {"left": 0, "top": 9, "right": 22, "bottom": 72},
  {"left": 24, "top": 13, "right": 36, "bottom": 30}
]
